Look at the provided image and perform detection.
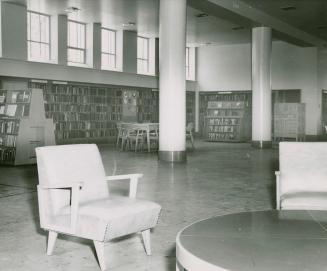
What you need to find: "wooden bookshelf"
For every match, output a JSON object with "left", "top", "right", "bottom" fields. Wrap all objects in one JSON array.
[
  {"left": 186, "top": 91, "right": 195, "bottom": 124},
  {"left": 273, "top": 103, "right": 305, "bottom": 141},
  {"left": 0, "top": 88, "right": 55, "bottom": 165},
  {"left": 201, "top": 92, "right": 251, "bottom": 142},
  {"left": 27, "top": 80, "right": 196, "bottom": 144},
  {"left": 138, "top": 89, "right": 159, "bottom": 123}
]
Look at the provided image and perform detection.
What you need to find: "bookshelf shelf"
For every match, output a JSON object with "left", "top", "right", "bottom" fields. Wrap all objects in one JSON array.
[
  {"left": 201, "top": 92, "right": 252, "bottom": 142},
  {"left": 0, "top": 89, "right": 55, "bottom": 165}
]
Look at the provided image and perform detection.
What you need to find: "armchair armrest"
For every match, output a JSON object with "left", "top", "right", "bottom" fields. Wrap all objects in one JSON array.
[
  {"left": 105, "top": 174, "right": 143, "bottom": 198},
  {"left": 39, "top": 182, "right": 84, "bottom": 189},
  {"left": 275, "top": 171, "right": 281, "bottom": 210},
  {"left": 37, "top": 181, "right": 83, "bottom": 234}
]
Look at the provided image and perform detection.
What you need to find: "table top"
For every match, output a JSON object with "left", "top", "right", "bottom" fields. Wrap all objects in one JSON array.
[{"left": 176, "top": 210, "right": 327, "bottom": 271}]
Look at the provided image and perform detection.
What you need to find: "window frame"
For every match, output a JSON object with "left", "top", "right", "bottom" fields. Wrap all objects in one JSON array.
[
  {"left": 67, "top": 19, "right": 86, "bottom": 64},
  {"left": 137, "top": 36, "right": 150, "bottom": 74},
  {"left": 27, "top": 10, "right": 51, "bottom": 61},
  {"left": 101, "top": 27, "right": 117, "bottom": 70}
]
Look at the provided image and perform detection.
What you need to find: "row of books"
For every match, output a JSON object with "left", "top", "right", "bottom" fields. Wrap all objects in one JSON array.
[
  {"left": 205, "top": 93, "right": 250, "bottom": 102},
  {"left": 0, "top": 90, "right": 31, "bottom": 104},
  {"left": 45, "top": 103, "right": 122, "bottom": 113},
  {"left": 208, "top": 101, "right": 247, "bottom": 109},
  {"left": 0, "top": 104, "right": 30, "bottom": 117},
  {"left": 207, "top": 132, "right": 237, "bottom": 140},
  {"left": 0, "top": 147, "right": 16, "bottom": 163},
  {"left": 49, "top": 85, "right": 124, "bottom": 96},
  {"left": 207, "top": 110, "right": 244, "bottom": 117},
  {"left": 55, "top": 121, "right": 117, "bottom": 130},
  {"left": 0, "top": 135, "right": 17, "bottom": 147},
  {"left": 47, "top": 112, "right": 122, "bottom": 122},
  {"left": 56, "top": 129, "right": 117, "bottom": 140},
  {"left": 208, "top": 126, "right": 238, "bottom": 133},
  {"left": 44, "top": 94, "right": 123, "bottom": 104},
  {"left": 208, "top": 118, "right": 240, "bottom": 125},
  {"left": 0, "top": 120, "right": 20, "bottom": 134}
]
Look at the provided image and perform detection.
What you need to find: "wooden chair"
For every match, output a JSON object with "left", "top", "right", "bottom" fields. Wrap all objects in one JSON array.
[
  {"left": 127, "top": 126, "right": 146, "bottom": 152},
  {"left": 148, "top": 124, "right": 159, "bottom": 150},
  {"left": 115, "top": 122, "right": 123, "bottom": 148},
  {"left": 276, "top": 142, "right": 327, "bottom": 210},
  {"left": 186, "top": 122, "right": 195, "bottom": 149},
  {"left": 36, "top": 144, "right": 161, "bottom": 270}
]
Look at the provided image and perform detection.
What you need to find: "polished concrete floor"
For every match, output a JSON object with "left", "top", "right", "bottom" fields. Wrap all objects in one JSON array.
[{"left": 0, "top": 141, "right": 279, "bottom": 270}]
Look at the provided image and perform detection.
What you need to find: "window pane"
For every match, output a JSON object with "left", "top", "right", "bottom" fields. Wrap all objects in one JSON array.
[
  {"left": 30, "top": 13, "right": 40, "bottom": 41},
  {"left": 68, "top": 48, "right": 84, "bottom": 63},
  {"left": 68, "top": 21, "right": 77, "bottom": 47},
  {"left": 40, "top": 43, "right": 50, "bottom": 60},
  {"left": 109, "top": 54, "right": 116, "bottom": 68},
  {"left": 143, "top": 38, "right": 148, "bottom": 59},
  {"left": 78, "top": 23, "right": 85, "bottom": 49},
  {"left": 102, "top": 29, "right": 109, "bottom": 52},
  {"left": 109, "top": 31, "right": 115, "bottom": 54},
  {"left": 27, "top": 13, "right": 31, "bottom": 40},
  {"left": 30, "top": 41, "right": 41, "bottom": 59},
  {"left": 101, "top": 53, "right": 109, "bottom": 66},
  {"left": 137, "top": 37, "right": 143, "bottom": 59},
  {"left": 40, "top": 15, "right": 49, "bottom": 43}
]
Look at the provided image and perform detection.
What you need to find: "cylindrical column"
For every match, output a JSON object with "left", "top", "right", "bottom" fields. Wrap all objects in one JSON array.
[
  {"left": 252, "top": 27, "right": 272, "bottom": 148},
  {"left": 158, "top": 0, "right": 187, "bottom": 162}
]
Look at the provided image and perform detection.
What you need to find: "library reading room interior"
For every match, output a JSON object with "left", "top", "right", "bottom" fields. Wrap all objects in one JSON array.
[{"left": 1, "top": 0, "right": 327, "bottom": 270}]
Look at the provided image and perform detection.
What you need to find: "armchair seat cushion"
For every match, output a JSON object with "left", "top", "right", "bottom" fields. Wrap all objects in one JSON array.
[
  {"left": 281, "top": 192, "right": 327, "bottom": 210},
  {"left": 54, "top": 196, "right": 161, "bottom": 241}
]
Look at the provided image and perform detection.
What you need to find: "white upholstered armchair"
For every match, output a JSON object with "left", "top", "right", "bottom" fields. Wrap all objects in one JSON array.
[
  {"left": 36, "top": 144, "right": 161, "bottom": 270},
  {"left": 276, "top": 142, "right": 327, "bottom": 210}
]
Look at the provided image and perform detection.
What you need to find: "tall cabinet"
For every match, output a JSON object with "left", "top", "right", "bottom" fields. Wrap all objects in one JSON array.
[{"left": 0, "top": 89, "right": 55, "bottom": 165}]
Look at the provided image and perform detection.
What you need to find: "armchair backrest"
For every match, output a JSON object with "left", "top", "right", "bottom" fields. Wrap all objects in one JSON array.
[
  {"left": 36, "top": 144, "right": 109, "bottom": 213},
  {"left": 279, "top": 142, "right": 327, "bottom": 194}
]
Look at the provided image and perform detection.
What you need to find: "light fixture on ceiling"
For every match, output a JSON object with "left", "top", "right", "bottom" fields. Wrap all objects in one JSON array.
[
  {"left": 196, "top": 13, "right": 209, "bottom": 18},
  {"left": 122, "top": 22, "right": 136, "bottom": 27},
  {"left": 64, "top": 6, "right": 80, "bottom": 13},
  {"left": 280, "top": 6, "right": 296, "bottom": 11}
]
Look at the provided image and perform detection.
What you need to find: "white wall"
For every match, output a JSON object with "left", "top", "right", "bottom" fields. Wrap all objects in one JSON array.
[
  {"left": 197, "top": 43, "right": 251, "bottom": 91},
  {"left": 1, "top": 2, "right": 27, "bottom": 60},
  {"left": 0, "top": 57, "right": 198, "bottom": 91},
  {"left": 197, "top": 41, "right": 320, "bottom": 135}
]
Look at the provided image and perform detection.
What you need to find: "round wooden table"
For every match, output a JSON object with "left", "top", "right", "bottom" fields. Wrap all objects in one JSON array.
[{"left": 176, "top": 210, "right": 327, "bottom": 271}]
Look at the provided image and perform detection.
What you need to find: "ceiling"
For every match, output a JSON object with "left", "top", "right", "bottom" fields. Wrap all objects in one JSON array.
[{"left": 2, "top": 0, "right": 327, "bottom": 47}]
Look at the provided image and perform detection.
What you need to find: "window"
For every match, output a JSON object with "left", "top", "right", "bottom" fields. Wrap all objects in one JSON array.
[
  {"left": 67, "top": 20, "right": 86, "bottom": 64},
  {"left": 27, "top": 11, "right": 50, "bottom": 61},
  {"left": 186, "top": 47, "right": 190, "bottom": 79},
  {"left": 137, "top": 36, "right": 149, "bottom": 74},
  {"left": 101, "top": 28, "right": 116, "bottom": 70},
  {"left": 186, "top": 47, "right": 195, "bottom": 81}
]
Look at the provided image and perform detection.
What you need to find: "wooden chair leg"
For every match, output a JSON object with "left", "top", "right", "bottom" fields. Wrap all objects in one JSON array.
[
  {"left": 47, "top": 231, "right": 58, "bottom": 255},
  {"left": 141, "top": 229, "right": 151, "bottom": 255},
  {"left": 94, "top": 241, "right": 106, "bottom": 270}
]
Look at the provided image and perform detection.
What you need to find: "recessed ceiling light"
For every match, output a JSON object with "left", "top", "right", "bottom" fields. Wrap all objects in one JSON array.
[
  {"left": 64, "top": 6, "right": 80, "bottom": 13},
  {"left": 280, "top": 6, "right": 296, "bottom": 11},
  {"left": 196, "top": 13, "right": 209, "bottom": 18},
  {"left": 232, "top": 26, "right": 245, "bottom": 31},
  {"left": 122, "top": 22, "right": 136, "bottom": 27}
]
